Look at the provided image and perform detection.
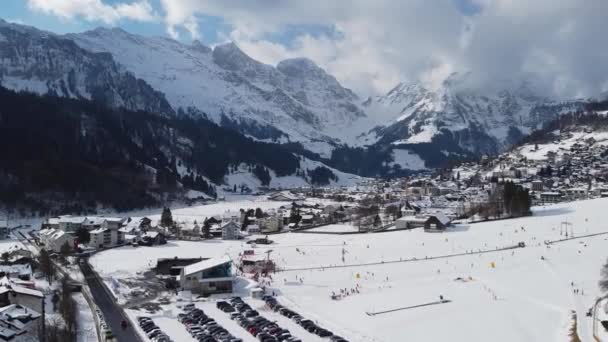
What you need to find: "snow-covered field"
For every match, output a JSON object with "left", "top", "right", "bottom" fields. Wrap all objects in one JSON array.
[
  {"left": 307, "top": 224, "right": 359, "bottom": 233},
  {"left": 92, "top": 198, "right": 608, "bottom": 341}
]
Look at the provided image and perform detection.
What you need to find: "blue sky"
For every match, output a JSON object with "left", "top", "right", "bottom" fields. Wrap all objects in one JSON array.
[{"left": 3, "top": 0, "right": 478, "bottom": 44}]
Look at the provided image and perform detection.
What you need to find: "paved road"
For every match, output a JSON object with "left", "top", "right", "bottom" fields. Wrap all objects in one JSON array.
[{"left": 80, "top": 259, "right": 143, "bottom": 342}]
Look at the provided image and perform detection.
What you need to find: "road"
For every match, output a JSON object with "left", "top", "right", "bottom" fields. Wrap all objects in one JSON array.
[{"left": 80, "top": 259, "right": 143, "bottom": 342}]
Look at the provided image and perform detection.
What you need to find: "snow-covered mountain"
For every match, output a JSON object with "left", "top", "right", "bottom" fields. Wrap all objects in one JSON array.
[
  {"left": 364, "top": 75, "right": 585, "bottom": 156},
  {"left": 0, "top": 19, "right": 596, "bottom": 175},
  {"left": 0, "top": 19, "right": 173, "bottom": 115},
  {"left": 66, "top": 28, "right": 367, "bottom": 156}
]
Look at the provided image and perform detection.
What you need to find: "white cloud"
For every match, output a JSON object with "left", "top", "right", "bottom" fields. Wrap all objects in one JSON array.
[
  {"left": 27, "top": 0, "right": 157, "bottom": 24},
  {"left": 27, "top": 0, "right": 608, "bottom": 99},
  {"left": 157, "top": 0, "right": 608, "bottom": 99}
]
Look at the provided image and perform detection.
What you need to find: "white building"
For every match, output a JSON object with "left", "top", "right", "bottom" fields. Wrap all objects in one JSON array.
[
  {"left": 89, "top": 228, "right": 124, "bottom": 249},
  {"left": 179, "top": 256, "right": 233, "bottom": 295},
  {"left": 57, "top": 216, "right": 86, "bottom": 233},
  {"left": 38, "top": 229, "right": 75, "bottom": 253},
  {"left": 221, "top": 221, "right": 241, "bottom": 240}
]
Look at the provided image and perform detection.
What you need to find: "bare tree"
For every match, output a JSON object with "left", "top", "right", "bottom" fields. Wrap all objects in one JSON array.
[{"left": 38, "top": 249, "right": 56, "bottom": 284}]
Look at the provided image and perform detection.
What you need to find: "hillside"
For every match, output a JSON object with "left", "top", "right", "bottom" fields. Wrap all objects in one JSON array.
[{"left": 0, "top": 87, "right": 359, "bottom": 214}]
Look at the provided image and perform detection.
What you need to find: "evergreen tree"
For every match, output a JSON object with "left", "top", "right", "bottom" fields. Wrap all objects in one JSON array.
[
  {"left": 75, "top": 226, "right": 90, "bottom": 244},
  {"left": 59, "top": 241, "right": 72, "bottom": 256},
  {"left": 161, "top": 207, "right": 173, "bottom": 227}
]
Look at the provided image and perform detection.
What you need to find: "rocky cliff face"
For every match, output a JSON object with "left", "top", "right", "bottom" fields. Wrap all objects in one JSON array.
[
  {"left": 366, "top": 75, "right": 584, "bottom": 155},
  {"left": 68, "top": 28, "right": 366, "bottom": 156},
  {"left": 0, "top": 20, "right": 173, "bottom": 116}
]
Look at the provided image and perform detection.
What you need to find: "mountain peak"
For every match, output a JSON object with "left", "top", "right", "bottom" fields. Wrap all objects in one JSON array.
[
  {"left": 191, "top": 39, "right": 211, "bottom": 53},
  {"left": 212, "top": 42, "right": 259, "bottom": 71},
  {"left": 277, "top": 58, "right": 324, "bottom": 78}
]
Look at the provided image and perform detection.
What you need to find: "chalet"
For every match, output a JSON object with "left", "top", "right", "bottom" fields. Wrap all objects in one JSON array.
[
  {"left": 140, "top": 231, "right": 167, "bottom": 246},
  {"left": 268, "top": 191, "right": 300, "bottom": 202},
  {"left": 395, "top": 213, "right": 451, "bottom": 231},
  {"left": 221, "top": 221, "right": 241, "bottom": 240},
  {"left": 179, "top": 256, "right": 234, "bottom": 295},
  {"left": 181, "top": 222, "right": 201, "bottom": 238}
]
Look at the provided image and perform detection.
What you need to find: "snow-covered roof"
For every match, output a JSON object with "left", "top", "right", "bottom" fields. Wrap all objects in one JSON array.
[
  {"left": 90, "top": 228, "right": 107, "bottom": 234},
  {"left": 182, "top": 255, "right": 232, "bottom": 276},
  {"left": 431, "top": 212, "right": 450, "bottom": 225},
  {"left": 83, "top": 217, "right": 105, "bottom": 225},
  {"left": 58, "top": 216, "right": 86, "bottom": 224}
]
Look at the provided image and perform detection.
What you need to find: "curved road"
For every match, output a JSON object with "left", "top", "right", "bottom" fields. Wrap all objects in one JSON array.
[{"left": 80, "top": 259, "right": 143, "bottom": 342}]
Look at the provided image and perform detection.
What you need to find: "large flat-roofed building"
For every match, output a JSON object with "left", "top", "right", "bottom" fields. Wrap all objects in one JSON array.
[{"left": 179, "top": 256, "right": 233, "bottom": 295}]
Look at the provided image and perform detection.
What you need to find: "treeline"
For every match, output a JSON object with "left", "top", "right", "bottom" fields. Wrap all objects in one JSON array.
[
  {"left": 0, "top": 87, "right": 300, "bottom": 213},
  {"left": 308, "top": 166, "right": 338, "bottom": 186},
  {"left": 473, "top": 181, "right": 532, "bottom": 220}
]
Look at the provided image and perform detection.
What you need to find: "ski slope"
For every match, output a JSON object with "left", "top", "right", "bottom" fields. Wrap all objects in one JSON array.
[{"left": 91, "top": 198, "right": 608, "bottom": 341}]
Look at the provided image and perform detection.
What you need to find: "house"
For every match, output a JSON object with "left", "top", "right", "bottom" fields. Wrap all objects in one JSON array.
[
  {"left": 0, "top": 304, "right": 41, "bottom": 341},
  {"left": 395, "top": 213, "right": 451, "bottom": 231},
  {"left": 41, "top": 217, "right": 60, "bottom": 230},
  {"left": 57, "top": 216, "right": 86, "bottom": 233},
  {"left": 0, "top": 265, "right": 32, "bottom": 281},
  {"left": 0, "top": 277, "right": 43, "bottom": 313},
  {"left": 179, "top": 256, "right": 234, "bottom": 295},
  {"left": 222, "top": 211, "right": 243, "bottom": 225},
  {"left": 221, "top": 221, "right": 241, "bottom": 240},
  {"left": 258, "top": 215, "right": 282, "bottom": 233},
  {"left": 38, "top": 229, "right": 75, "bottom": 253},
  {"left": 300, "top": 214, "right": 314, "bottom": 226},
  {"left": 424, "top": 213, "right": 451, "bottom": 232},
  {"left": 246, "top": 224, "right": 261, "bottom": 235},
  {"left": 140, "top": 231, "right": 167, "bottom": 246},
  {"left": 395, "top": 216, "right": 428, "bottom": 230},
  {"left": 239, "top": 254, "right": 275, "bottom": 274}
]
